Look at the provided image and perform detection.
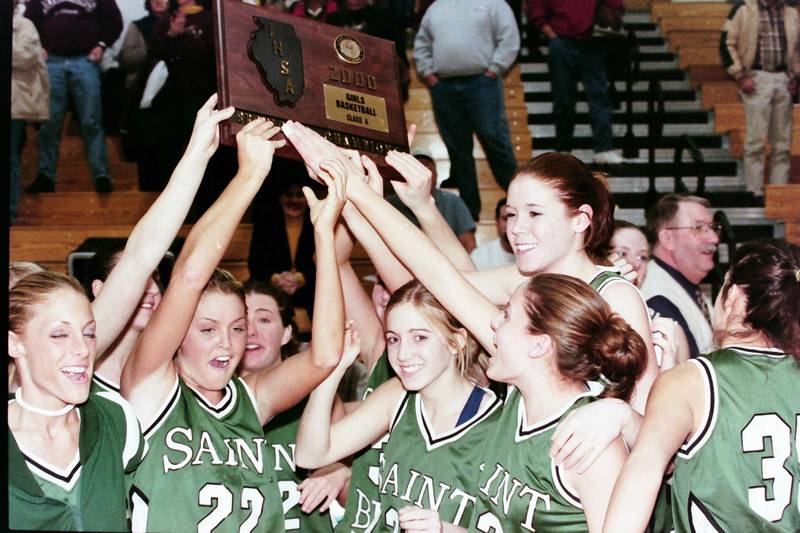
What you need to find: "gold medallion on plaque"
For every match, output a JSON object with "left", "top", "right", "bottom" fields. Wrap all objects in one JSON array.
[{"left": 335, "top": 35, "right": 365, "bottom": 64}]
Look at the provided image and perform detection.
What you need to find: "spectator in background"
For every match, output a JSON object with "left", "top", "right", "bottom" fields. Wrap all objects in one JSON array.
[
  {"left": 640, "top": 195, "right": 720, "bottom": 358},
  {"left": 413, "top": 0, "right": 520, "bottom": 221},
  {"left": 248, "top": 160, "right": 320, "bottom": 322},
  {"left": 11, "top": 0, "right": 49, "bottom": 224},
  {"left": 607, "top": 219, "right": 650, "bottom": 287},
  {"left": 329, "top": 0, "right": 410, "bottom": 101},
  {"left": 470, "top": 198, "right": 515, "bottom": 270},
  {"left": 386, "top": 150, "right": 477, "bottom": 253},
  {"left": 722, "top": 0, "right": 800, "bottom": 203},
  {"left": 117, "top": 0, "right": 170, "bottom": 93},
  {"left": 290, "top": 0, "right": 338, "bottom": 21},
  {"left": 134, "top": 0, "right": 217, "bottom": 192},
  {"left": 24, "top": 0, "right": 122, "bottom": 194},
  {"left": 529, "top": 0, "right": 624, "bottom": 165}
]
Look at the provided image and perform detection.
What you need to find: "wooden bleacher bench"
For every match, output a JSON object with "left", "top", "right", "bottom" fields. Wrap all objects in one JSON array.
[
  {"left": 677, "top": 46, "right": 721, "bottom": 69},
  {"left": 660, "top": 17, "right": 727, "bottom": 35},
  {"left": 700, "top": 80, "right": 739, "bottom": 109},
  {"left": 413, "top": 132, "right": 532, "bottom": 162},
  {"left": 765, "top": 184, "right": 800, "bottom": 244},
  {"left": 727, "top": 129, "right": 800, "bottom": 159},
  {"left": 666, "top": 30, "right": 722, "bottom": 54},
  {"left": 713, "top": 103, "right": 800, "bottom": 134},
  {"left": 405, "top": 108, "right": 530, "bottom": 135},
  {"left": 16, "top": 192, "right": 159, "bottom": 226},
  {"left": 651, "top": 2, "right": 730, "bottom": 23},
  {"left": 688, "top": 64, "right": 729, "bottom": 88}
]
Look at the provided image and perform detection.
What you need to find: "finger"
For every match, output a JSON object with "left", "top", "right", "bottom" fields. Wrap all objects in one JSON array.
[
  {"left": 301, "top": 486, "right": 326, "bottom": 513},
  {"left": 406, "top": 123, "right": 417, "bottom": 146},
  {"left": 251, "top": 119, "right": 276, "bottom": 136},
  {"left": 270, "top": 139, "right": 287, "bottom": 149},
  {"left": 320, "top": 160, "right": 344, "bottom": 182},
  {"left": 564, "top": 442, "right": 593, "bottom": 470},
  {"left": 239, "top": 117, "right": 265, "bottom": 134},
  {"left": 576, "top": 445, "right": 604, "bottom": 474},
  {"left": 210, "top": 105, "right": 235, "bottom": 123},
  {"left": 302, "top": 186, "right": 319, "bottom": 208},
  {"left": 199, "top": 92, "right": 218, "bottom": 114},
  {"left": 318, "top": 492, "right": 336, "bottom": 512},
  {"left": 552, "top": 433, "right": 581, "bottom": 465}
]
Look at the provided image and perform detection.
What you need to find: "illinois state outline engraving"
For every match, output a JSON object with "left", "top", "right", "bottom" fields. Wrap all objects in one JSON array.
[{"left": 249, "top": 17, "right": 304, "bottom": 106}]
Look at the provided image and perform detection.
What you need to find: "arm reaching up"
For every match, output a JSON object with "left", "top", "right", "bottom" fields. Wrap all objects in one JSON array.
[
  {"left": 121, "top": 118, "right": 284, "bottom": 424},
  {"left": 92, "top": 94, "right": 234, "bottom": 357},
  {"left": 244, "top": 159, "right": 347, "bottom": 424}
]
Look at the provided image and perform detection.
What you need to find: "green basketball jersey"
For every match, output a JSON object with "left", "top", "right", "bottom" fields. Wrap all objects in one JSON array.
[
  {"left": 130, "top": 376, "right": 285, "bottom": 533},
  {"left": 670, "top": 346, "right": 800, "bottom": 532},
  {"left": 376, "top": 389, "right": 503, "bottom": 531},
  {"left": 470, "top": 386, "right": 600, "bottom": 533},
  {"left": 264, "top": 397, "right": 337, "bottom": 532},
  {"left": 335, "top": 350, "right": 396, "bottom": 532},
  {"left": 588, "top": 267, "right": 629, "bottom": 293},
  {"left": 8, "top": 389, "right": 145, "bottom": 531}
]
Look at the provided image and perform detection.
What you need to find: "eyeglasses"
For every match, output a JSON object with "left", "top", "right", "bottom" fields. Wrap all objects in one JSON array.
[{"left": 665, "top": 222, "right": 723, "bottom": 236}]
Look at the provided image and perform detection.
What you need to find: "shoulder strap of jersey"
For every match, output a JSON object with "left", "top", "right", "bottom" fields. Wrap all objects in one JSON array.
[{"left": 678, "top": 357, "right": 719, "bottom": 459}]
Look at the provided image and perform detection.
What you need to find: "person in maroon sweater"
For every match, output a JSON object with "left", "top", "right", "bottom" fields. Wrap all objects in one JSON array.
[
  {"left": 24, "top": 0, "right": 122, "bottom": 194},
  {"left": 528, "top": 0, "right": 624, "bottom": 165}
]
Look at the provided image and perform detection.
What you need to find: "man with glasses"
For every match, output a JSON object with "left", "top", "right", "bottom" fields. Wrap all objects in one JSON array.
[{"left": 641, "top": 195, "right": 721, "bottom": 357}]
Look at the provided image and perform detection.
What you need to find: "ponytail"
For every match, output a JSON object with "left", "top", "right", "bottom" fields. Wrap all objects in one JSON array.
[{"left": 522, "top": 273, "right": 648, "bottom": 402}]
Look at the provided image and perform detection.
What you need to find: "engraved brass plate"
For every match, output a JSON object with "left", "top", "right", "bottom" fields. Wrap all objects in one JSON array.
[{"left": 323, "top": 83, "right": 389, "bottom": 133}]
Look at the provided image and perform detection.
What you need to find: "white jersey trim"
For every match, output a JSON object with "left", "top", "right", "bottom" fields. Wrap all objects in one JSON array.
[
  {"left": 186, "top": 379, "right": 236, "bottom": 419},
  {"left": 416, "top": 387, "right": 501, "bottom": 452},
  {"left": 143, "top": 376, "right": 181, "bottom": 439},
  {"left": 97, "top": 390, "right": 145, "bottom": 468},
  {"left": 92, "top": 372, "right": 120, "bottom": 393},
  {"left": 551, "top": 461, "right": 582, "bottom": 509},
  {"left": 515, "top": 386, "right": 600, "bottom": 442},
  {"left": 678, "top": 357, "right": 718, "bottom": 459},
  {"left": 724, "top": 345, "right": 788, "bottom": 359},
  {"left": 590, "top": 267, "right": 652, "bottom": 327},
  {"left": 17, "top": 441, "right": 81, "bottom": 492}
]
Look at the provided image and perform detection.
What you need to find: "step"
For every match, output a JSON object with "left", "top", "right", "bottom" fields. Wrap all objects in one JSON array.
[
  {"left": 586, "top": 159, "right": 738, "bottom": 179},
  {"left": 713, "top": 104, "right": 800, "bottom": 134},
  {"left": 614, "top": 190, "right": 760, "bottom": 209},
  {"left": 20, "top": 127, "right": 138, "bottom": 192},
  {"left": 405, "top": 85, "right": 526, "bottom": 110},
  {"left": 527, "top": 99, "right": 703, "bottom": 114},
  {"left": 528, "top": 109, "right": 711, "bottom": 126},
  {"left": 727, "top": 129, "right": 800, "bottom": 158},
  {"left": 531, "top": 122, "right": 716, "bottom": 138},
  {"left": 700, "top": 80, "right": 739, "bottom": 109},
  {"left": 532, "top": 133, "right": 724, "bottom": 151},
  {"left": 651, "top": 2, "right": 731, "bottom": 22},
  {"left": 405, "top": 107, "right": 530, "bottom": 134},
  {"left": 688, "top": 65, "right": 729, "bottom": 88},
  {"left": 660, "top": 17, "right": 727, "bottom": 35},
  {"left": 16, "top": 191, "right": 159, "bottom": 226},
  {"left": 677, "top": 46, "right": 722, "bottom": 69},
  {"left": 600, "top": 176, "right": 747, "bottom": 194},
  {"left": 666, "top": 31, "right": 723, "bottom": 54},
  {"left": 413, "top": 132, "right": 532, "bottom": 162},
  {"left": 520, "top": 50, "right": 676, "bottom": 65},
  {"left": 524, "top": 87, "right": 699, "bottom": 103},
  {"left": 522, "top": 69, "right": 686, "bottom": 83},
  {"left": 533, "top": 147, "right": 733, "bottom": 163}
]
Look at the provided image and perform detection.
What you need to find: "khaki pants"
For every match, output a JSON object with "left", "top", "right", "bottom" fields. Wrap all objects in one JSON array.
[{"left": 741, "top": 70, "right": 793, "bottom": 196}]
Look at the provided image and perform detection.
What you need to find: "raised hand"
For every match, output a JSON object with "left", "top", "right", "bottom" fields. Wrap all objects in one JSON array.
[
  {"left": 652, "top": 317, "right": 680, "bottom": 371},
  {"left": 398, "top": 506, "right": 445, "bottom": 533},
  {"left": 282, "top": 121, "right": 366, "bottom": 185},
  {"left": 302, "top": 159, "right": 348, "bottom": 233},
  {"left": 236, "top": 117, "right": 285, "bottom": 179},
  {"left": 298, "top": 463, "right": 350, "bottom": 513},
  {"left": 385, "top": 150, "right": 434, "bottom": 211},
  {"left": 185, "top": 93, "right": 235, "bottom": 160},
  {"left": 608, "top": 251, "right": 638, "bottom": 285}
]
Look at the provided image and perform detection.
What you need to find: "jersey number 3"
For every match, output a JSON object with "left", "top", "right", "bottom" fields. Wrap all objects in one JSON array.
[{"left": 741, "top": 414, "right": 800, "bottom": 523}]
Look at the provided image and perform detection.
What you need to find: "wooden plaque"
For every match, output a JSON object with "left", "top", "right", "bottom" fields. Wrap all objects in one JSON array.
[{"left": 213, "top": 0, "right": 409, "bottom": 168}]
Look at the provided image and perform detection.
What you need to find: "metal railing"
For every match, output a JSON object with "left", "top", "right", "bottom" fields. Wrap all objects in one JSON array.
[
  {"left": 674, "top": 134, "right": 707, "bottom": 196},
  {"left": 645, "top": 79, "right": 666, "bottom": 208},
  {"left": 710, "top": 209, "right": 736, "bottom": 300}
]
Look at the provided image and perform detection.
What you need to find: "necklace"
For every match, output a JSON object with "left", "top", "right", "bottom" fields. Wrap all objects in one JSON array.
[{"left": 14, "top": 388, "right": 75, "bottom": 417}]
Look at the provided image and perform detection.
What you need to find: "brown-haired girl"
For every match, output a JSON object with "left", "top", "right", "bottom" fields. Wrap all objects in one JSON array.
[
  {"left": 282, "top": 123, "right": 659, "bottom": 413},
  {"left": 604, "top": 239, "right": 800, "bottom": 532},
  {"left": 119, "top": 121, "right": 346, "bottom": 532},
  {"left": 9, "top": 271, "right": 145, "bottom": 531},
  {"left": 296, "top": 279, "right": 503, "bottom": 532}
]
